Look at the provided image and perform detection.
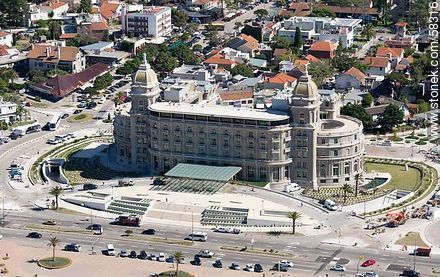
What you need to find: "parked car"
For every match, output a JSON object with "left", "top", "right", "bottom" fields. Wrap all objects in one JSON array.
[
  {"left": 149, "top": 254, "right": 157, "bottom": 261},
  {"left": 331, "top": 264, "right": 346, "bottom": 271},
  {"left": 82, "top": 183, "right": 98, "bottom": 190},
  {"left": 177, "top": 257, "right": 185, "bottom": 264},
  {"left": 254, "top": 264, "right": 263, "bottom": 272},
  {"left": 42, "top": 122, "right": 50, "bottom": 131},
  {"left": 27, "top": 232, "right": 42, "bottom": 238},
  {"left": 142, "top": 229, "right": 156, "bottom": 235},
  {"left": 279, "top": 260, "right": 294, "bottom": 267},
  {"left": 61, "top": 113, "right": 69, "bottom": 119},
  {"left": 244, "top": 264, "right": 254, "bottom": 271},
  {"left": 270, "top": 263, "right": 289, "bottom": 272},
  {"left": 214, "top": 227, "right": 231, "bottom": 233},
  {"left": 106, "top": 244, "right": 115, "bottom": 256},
  {"left": 128, "top": 250, "right": 137, "bottom": 258},
  {"left": 166, "top": 256, "right": 174, "bottom": 263},
  {"left": 119, "top": 250, "right": 128, "bottom": 257},
  {"left": 198, "top": 250, "right": 214, "bottom": 258},
  {"left": 363, "top": 272, "right": 379, "bottom": 277},
  {"left": 158, "top": 253, "right": 166, "bottom": 262},
  {"left": 73, "top": 109, "right": 82, "bottom": 114},
  {"left": 192, "top": 255, "right": 201, "bottom": 266},
  {"left": 212, "top": 259, "right": 222, "bottom": 268},
  {"left": 43, "top": 220, "right": 57, "bottom": 225},
  {"left": 139, "top": 250, "right": 149, "bottom": 260},
  {"left": 229, "top": 262, "right": 240, "bottom": 270},
  {"left": 64, "top": 243, "right": 81, "bottom": 252},
  {"left": 361, "top": 259, "right": 376, "bottom": 267},
  {"left": 401, "top": 270, "right": 420, "bottom": 277}
]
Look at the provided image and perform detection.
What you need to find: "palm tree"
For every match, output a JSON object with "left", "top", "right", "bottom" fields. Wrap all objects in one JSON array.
[
  {"left": 355, "top": 173, "right": 360, "bottom": 197},
  {"left": 173, "top": 251, "right": 185, "bottom": 276},
  {"left": 342, "top": 183, "right": 353, "bottom": 203},
  {"left": 361, "top": 24, "right": 376, "bottom": 41},
  {"left": 47, "top": 237, "right": 60, "bottom": 261},
  {"left": 49, "top": 186, "right": 63, "bottom": 209},
  {"left": 286, "top": 211, "right": 302, "bottom": 234}
]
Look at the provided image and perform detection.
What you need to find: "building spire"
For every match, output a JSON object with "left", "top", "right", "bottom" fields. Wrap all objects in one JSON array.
[
  {"left": 304, "top": 63, "right": 309, "bottom": 77},
  {"left": 142, "top": 53, "right": 150, "bottom": 69}
]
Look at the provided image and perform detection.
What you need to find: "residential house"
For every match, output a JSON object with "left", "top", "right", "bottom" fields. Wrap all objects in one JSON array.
[
  {"left": 77, "top": 21, "right": 110, "bottom": 41},
  {"left": 202, "top": 48, "right": 249, "bottom": 71},
  {"left": 278, "top": 16, "right": 362, "bottom": 47},
  {"left": 98, "top": 0, "right": 122, "bottom": 23},
  {"left": 0, "top": 31, "right": 13, "bottom": 47},
  {"left": 185, "top": 0, "right": 219, "bottom": 12},
  {"left": 29, "top": 63, "right": 109, "bottom": 101},
  {"left": 227, "top": 34, "right": 260, "bottom": 56},
  {"left": 364, "top": 56, "right": 391, "bottom": 76},
  {"left": 261, "top": 73, "right": 297, "bottom": 90},
  {"left": 376, "top": 46, "right": 404, "bottom": 68},
  {"left": 171, "top": 65, "right": 212, "bottom": 82},
  {"left": 376, "top": 96, "right": 410, "bottom": 118},
  {"left": 229, "top": 76, "right": 263, "bottom": 91},
  {"left": 27, "top": 1, "right": 69, "bottom": 26},
  {"left": 0, "top": 45, "right": 27, "bottom": 68},
  {"left": 342, "top": 89, "right": 367, "bottom": 106},
  {"left": 335, "top": 67, "right": 366, "bottom": 90},
  {"left": 308, "top": 41, "right": 337, "bottom": 60},
  {"left": 80, "top": 42, "right": 130, "bottom": 67},
  {"left": 279, "top": 2, "right": 311, "bottom": 18},
  {"left": 365, "top": 104, "right": 388, "bottom": 121},
  {"left": 121, "top": 5, "right": 172, "bottom": 39},
  {"left": 314, "top": 4, "right": 379, "bottom": 23},
  {"left": 0, "top": 100, "right": 17, "bottom": 124},
  {"left": 27, "top": 44, "right": 86, "bottom": 73},
  {"left": 218, "top": 89, "right": 254, "bottom": 108}
]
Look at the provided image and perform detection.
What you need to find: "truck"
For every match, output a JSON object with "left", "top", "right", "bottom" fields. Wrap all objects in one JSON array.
[
  {"left": 412, "top": 247, "right": 431, "bottom": 257},
  {"left": 284, "top": 183, "right": 301, "bottom": 193},
  {"left": 118, "top": 179, "right": 134, "bottom": 187},
  {"left": 114, "top": 214, "right": 141, "bottom": 227}
]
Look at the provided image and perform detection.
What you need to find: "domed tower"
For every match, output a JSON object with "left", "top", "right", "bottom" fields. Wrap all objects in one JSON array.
[
  {"left": 130, "top": 53, "right": 160, "bottom": 113},
  {"left": 290, "top": 66, "right": 321, "bottom": 190}
]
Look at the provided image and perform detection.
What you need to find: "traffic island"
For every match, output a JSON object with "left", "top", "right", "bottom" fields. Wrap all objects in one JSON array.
[
  {"left": 159, "top": 271, "right": 193, "bottom": 277},
  {"left": 220, "top": 245, "right": 292, "bottom": 258},
  {"left": 37, "top": 257, "right": 72, "bottom": 269},
  {"left": 67, "top": 112, "right": 93, "bottom": 123},
  {"left": 123, "top": 235, "right": 193, "bottom": 246},
  {"left": 395, "top": 232, "right": 429, "bottom": 248}
]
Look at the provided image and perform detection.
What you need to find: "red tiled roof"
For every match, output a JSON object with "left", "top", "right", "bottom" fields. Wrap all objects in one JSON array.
[
  {"left": 267, "top": 73, "right": 297, "bottom": 84},
  {"left": 273, "top": 48, "right": 288, "bottom": 58},
  {"left": 203, "top": 55, "right": 236, "bottom": 65},
  {"left": 90, "top": 21, "right": 109, "bottom": 31},
  {"left": 59, "top": 33, "right": 79, "bottom": 39},
  {"left": 404, "top": 55, "right": 414, "bottom": 64},
  {"left": 32, "top": 63, "right": 109, "bottom": 97},
  {"left": 0, "top": 31, "right": 10, "bottom": 38},
  {"left": 100, "top": 0, "right": 121, "bottom": 20},
  {"left": 294, "top": 59, "right": 310, "bottom": 66},
  {"left": 219, "top": 89, "right": 253, "bottom": 101},
  {"left": 395, "top": 22, "right": 408, "bottom": 27},
  {"left": 364, "top": 56, "right": 389, "bottom": 68},
  {"left": 395, "top": 64, "right": 408, "bottom": 71},
  {"left": 309, "top": 41, "right": 337, "bottom": 52},
  {"left": 239, "top": 34, "right": 259, "bottom": 50},
  {"left": 304, "top": 54, "right": 320, "bottom": 62},
  {"left": 27, "top": 44, "right": 80, "bottom": 62},
  {"left": 49, "top": 1, "right": 67, "bottom": 10},
  {"left": 0, "top": 45, "right": 10, "bottom": 56},
  {"left": 344, "top": 67, "right": 366, "bottom": 85},
  {"left": 314, "top": 4, "right": 379, "bottom": 15},
  {"left": 376, "top": 46, "right": 404, "bottom": 58}
]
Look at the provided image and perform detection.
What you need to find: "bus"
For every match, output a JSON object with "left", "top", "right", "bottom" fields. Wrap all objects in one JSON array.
[
  {"left": 49, "top": 113, "right": 62, "bottom": 131},
  {"left": 10, "top": 122, "right": 41, "bottom": 139},
  {"left": 186, "top": 232, "right": 208, "bottom": 242}
]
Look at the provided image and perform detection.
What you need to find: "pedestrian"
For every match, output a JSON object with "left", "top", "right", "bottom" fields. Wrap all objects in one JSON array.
[{"left": 166, "top": 198, "right": 168, "bottom": 202}]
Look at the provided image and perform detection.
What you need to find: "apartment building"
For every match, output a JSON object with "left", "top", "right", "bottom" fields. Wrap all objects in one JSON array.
[
  {"left": 121, "top": 5, "right": 172, "bottom": 39},
  {"left": 0, "top": 100, "right": 17, "bottom": 124},
  {"left": 278, "top": 16, "right": 362, "bottom": 47},
  {"left": 113, "top": 57, "right": 364, "bottom": 188}
]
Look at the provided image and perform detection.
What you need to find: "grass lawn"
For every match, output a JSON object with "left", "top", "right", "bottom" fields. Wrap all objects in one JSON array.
[
  {"left": 10, "top": 119, "right": 36, "bottom": 128},
  {"left": 395, "top": 232, "right": 429, "bottom": 247},
  {"left": 67, "top": 112, "right": 92, "bottom": 123},
  {"left": 365, "top": 162, "right": 421, "bottom": 191},
  {"left": 38, "top": 257, "right": 72, "bottom": 269},
  {"left": 159, "top": 271, "right": 191, "bottom": 277}
]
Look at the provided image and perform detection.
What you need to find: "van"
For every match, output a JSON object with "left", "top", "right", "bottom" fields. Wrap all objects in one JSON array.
[
  {"left": 106, "top": 244, "right": 115, "bottom": 256},
  {"left": 64, "top": 243, "right": 81, "bottom": 252},
  {"left": 284, "top": 183, "right": 301, "bottom": 193},
  {"left": 324, "top": 199, "right": 339, "bottom": 211}
]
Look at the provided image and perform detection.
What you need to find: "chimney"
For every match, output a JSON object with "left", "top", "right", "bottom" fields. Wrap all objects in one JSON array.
[
  {"left": 57, "top": 46, "right": 61, "bottom": 60},
  {"left": 46, "top": 47, "right": 50, "bottom": 58}
]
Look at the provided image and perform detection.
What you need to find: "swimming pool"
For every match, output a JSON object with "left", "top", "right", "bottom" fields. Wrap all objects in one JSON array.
[{"left": 362, "top": 177, "right": 388, "bottom": 190}]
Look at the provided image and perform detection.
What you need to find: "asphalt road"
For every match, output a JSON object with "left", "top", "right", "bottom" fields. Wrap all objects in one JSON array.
[{"left": 1, "top": 209, "right": 439, "bottom": 277}]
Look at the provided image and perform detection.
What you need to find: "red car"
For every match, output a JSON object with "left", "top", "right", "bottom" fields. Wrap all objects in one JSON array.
[{"left": 361, "top": 259, "right": 376, "bottom": 267}]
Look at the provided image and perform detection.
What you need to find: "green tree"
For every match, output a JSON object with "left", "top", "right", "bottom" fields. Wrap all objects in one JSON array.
[
  {"left": 83, "top": 86, "right": 98, "bottom": 96},
  {"left": 417, "top": 100, "right": 430, "bottom": 113},
  {"left": 192, "top": 44, "right": 203, "bottom": 52},
  {"left": 378, "top": 104, "right": 404, "bottom": 131},
  {"left": 341, "top": 183, "right": 353, "bottom": 203},
  {"left": 332, "top": 42, "right": 364, "bottom": 72},
  {"left": 93, "top": 72, "right": 113, "bottom": 91},
  {"left": 49, "top": 186, "right": 63, "bottom": 210},
  {"left": 79, "top": 0, "right": 92, "bottom": 13},
  {"left": 354, "top": 173, "right": 360, "bottom": 197},
  {"left": 341, "top": 104, "right": 372, "bottom": 126},
  {"left": 254, "top": 9, "right": 269, "bottom": 20},
  {"left": 0, "top": 0, "right": 28, "bottom": 26},
  {"left": 293, "top": 27, "right": 303, "bottom": 49},
  {"left": 273, "top": 36, "right": 290, "bottom": 50},
  {"left": 47, "top": 69, "right": 68, "bottom": 77},
  {"left": 27, "top": 69, "right": 47, "bottom": 84},
  {"left": 310, "top": 7, "right": 336, "bottom": 18},
  {"left": 230, "top": 64, "right": 254, "bottom": 77},
  {"left": 48, "top": 21, "right": 61, "bottom": 39},
  {"left": 408, "top": 0, "right": 430, "bottom": 27},
  {"left": 173, "top": 251, "right": 185, "bottom": 276},
  {"left": 308, "top": 61, "right": 333, "bottom": 86},
  {"left": 154, "top": 51, "right": 177, "bottom": 74},
  {"left": 47, "top": 237, "right": 60, "bottom": 261},
  {"left": 361, "top": 93, "right": 374, "bottom": 107},
  {"left": 171, "top": 8, "right": 189, "bottom": 28},
  {"left": 171, "top": 45, "right": 199, "bottom": 65},
  {"left": 286, "top": 211, "right": 301, "bottom": 234},
  {"left": 276, "top": 0, "right": 286, "bottom": 6},
  {"left": 361, "top": 24, "right": 375, "bottom": 40}
]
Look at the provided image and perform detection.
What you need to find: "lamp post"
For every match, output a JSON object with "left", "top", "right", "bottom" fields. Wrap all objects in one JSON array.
[{"left": 1, "top": 192, "right": 4, "bottom": 225}]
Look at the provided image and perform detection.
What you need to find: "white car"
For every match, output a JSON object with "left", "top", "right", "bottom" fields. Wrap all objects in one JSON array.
[
  {"left": 331, "top": 264, "right": 346, "bottom": 271},
  {"left": 158, "top": 252, "right": 166, "bottom": 262},
  {"left": 198, "top": 250, "right": 215, "bottom": 258},
  {"left": 215, "top": 227, "right": 231, "bottom": 233},
  {"left": 244, "top": 264, "right": 254, "bottom": 272},
  {"left": 0, "top": 234, "right": 3, "bottom": 240},
  {"left": 363, "top": 272, "right": 379, "bottom": 277},
  {"left": 279, "top": 260, "right": 294, "bottom": 267}
]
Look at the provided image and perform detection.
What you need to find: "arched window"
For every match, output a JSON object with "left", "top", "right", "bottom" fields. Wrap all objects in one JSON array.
[
  {"left": 320, "top": 165, "right": 326, "bottom": 176},
  {"left": 299, "top": 113, "right": 305, "bottom": 124},
  {"left": 344, "top": 162, "right": 350, "bottom": 174}
]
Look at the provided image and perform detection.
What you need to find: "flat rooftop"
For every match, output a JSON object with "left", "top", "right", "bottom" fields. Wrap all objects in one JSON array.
[
  {"left": 149, "top": 102, "right": 290, "bottom": 121},
  {"left": 318, "top": 116, "right": 362, "bottom": 135},
  {"left": 165, "top": 163, "right": 242, "bottom": 182}
]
